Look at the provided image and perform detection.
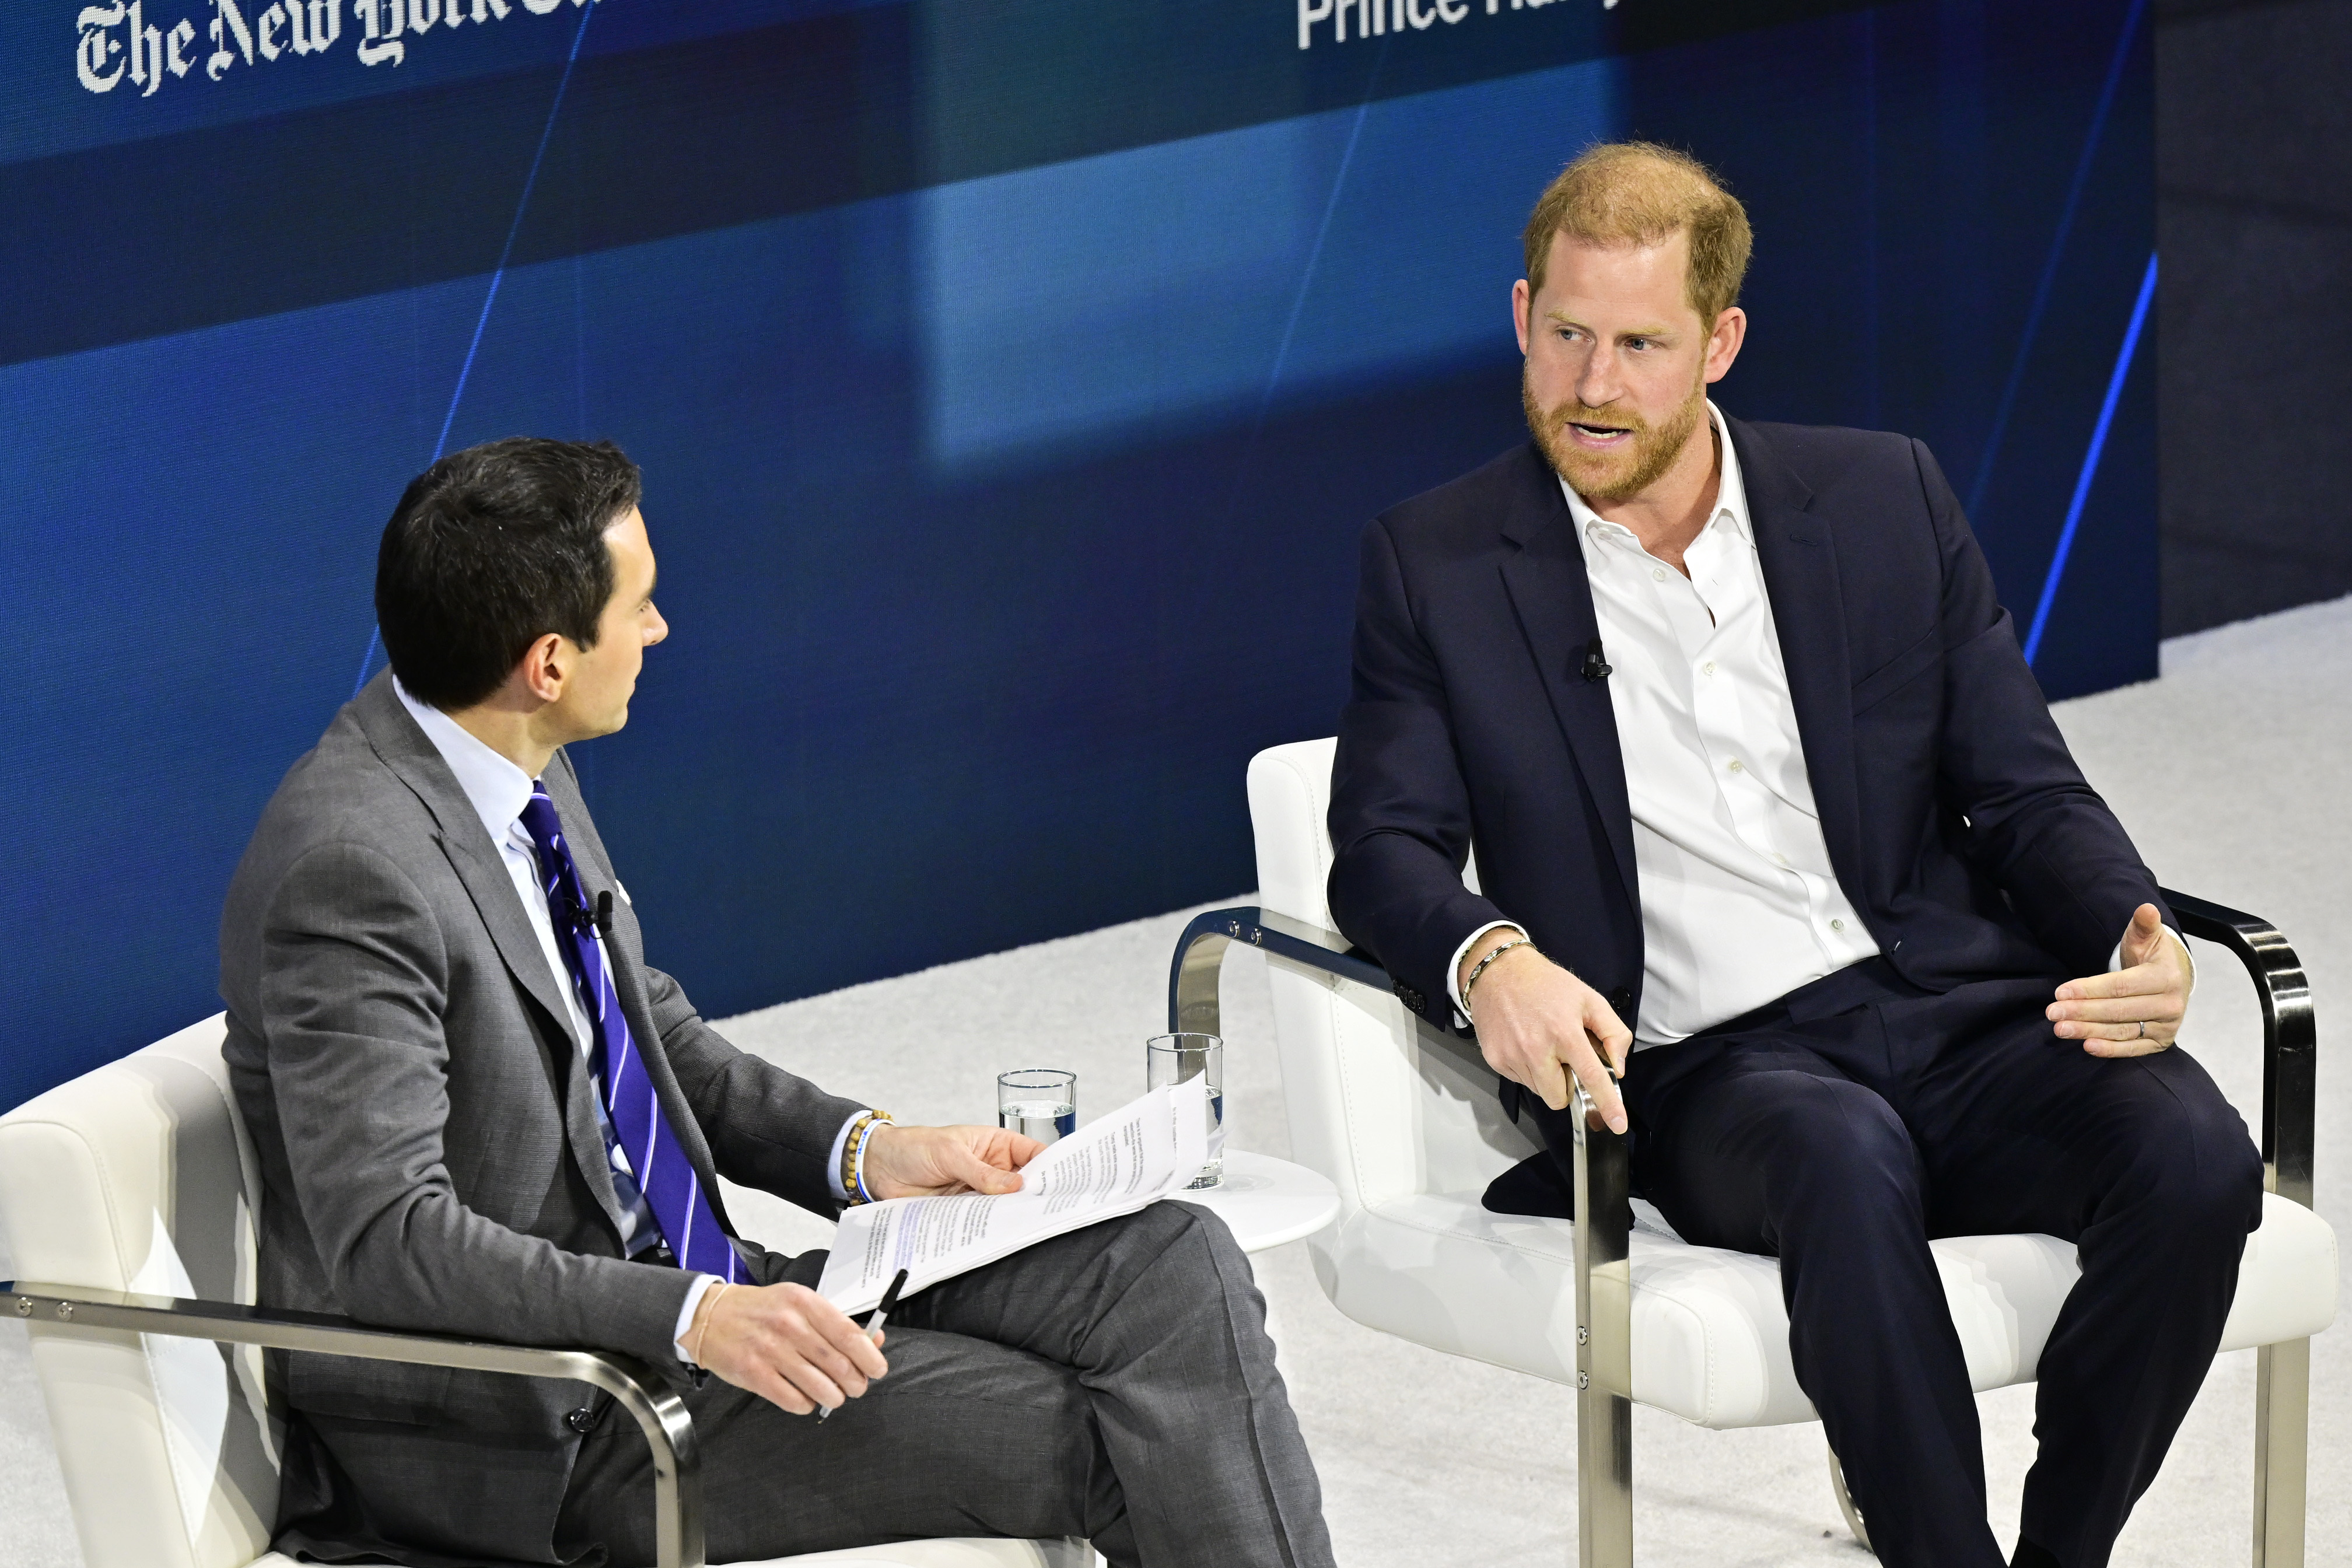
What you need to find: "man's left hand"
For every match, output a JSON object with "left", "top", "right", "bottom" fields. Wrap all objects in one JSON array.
[
  {"left": 2047, "top": 902, "right": 2193, "bottom": 1056},
  {"left": 862, "top": 1123, "right": 1042, "bottom": 1200}
]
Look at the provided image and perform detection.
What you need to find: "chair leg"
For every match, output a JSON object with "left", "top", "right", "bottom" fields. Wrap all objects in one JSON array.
[
  {"left": 1828, "top": 1443, "right": 1874, "bottom": 1553},
  {"left": 1577, "top": 1385, "right": 1633, "bottom": 1566},
  {"left": 1570, "top": 1085, "right": 1634, "bottom": 1566},
  {"left": 2253, "top": 1338, "right": 2309, "bottom": 1567}
]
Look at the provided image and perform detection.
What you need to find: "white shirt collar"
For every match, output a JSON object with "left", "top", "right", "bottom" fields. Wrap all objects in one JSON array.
[
  {"left": 1560, "top": 400, "right": 1751, "bottom": 548},
  {"left": 394, "top": 677, "right": 537, "bottom": 850}
]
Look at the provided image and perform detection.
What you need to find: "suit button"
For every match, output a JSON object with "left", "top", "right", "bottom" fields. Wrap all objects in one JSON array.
[
  {"left": 566, "top": 1406, "right": 597, "bottom": 1433},
  {"left": 1392, "top": 980, "right": 1426, "bottom": 1016},
  {"left": 1608, "top": 987, "right": 1635, "bottom": 1017}
]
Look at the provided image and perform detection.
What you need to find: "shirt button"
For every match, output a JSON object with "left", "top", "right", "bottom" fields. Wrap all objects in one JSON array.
[
  {"left": 1831, "top": 919, "right": 1846, "bottom": 932},
  {"left": 1773, "top": 852, "right": 1790, "bottom": 866},
  {"left": 1651, "top": 567, "right": 1668, "bottom": 582},
  {"left": 1727, "top": 759, "right": 1745, "bottom": 774},
  {"left": 1702, "top": 661, "right": 1717, "bottom": 677}
]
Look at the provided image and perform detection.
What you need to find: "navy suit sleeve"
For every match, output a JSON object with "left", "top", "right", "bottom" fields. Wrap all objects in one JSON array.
[
  {"left": 1916, "top": 439, "right": 2168, "bottom": 972},
  {"left": 1327, "top": 516, "right": 1511, "bottom": 1016}
]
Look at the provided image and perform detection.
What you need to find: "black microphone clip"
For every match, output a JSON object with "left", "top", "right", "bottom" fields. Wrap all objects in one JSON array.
[
  {"left": 593, "top": 890, "right": 615, "bottom": 939},
  {"left": 1581, "top": 637, "right": 1613, "bottom": 682}
]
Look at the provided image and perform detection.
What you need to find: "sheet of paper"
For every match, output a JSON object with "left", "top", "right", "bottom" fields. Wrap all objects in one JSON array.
[{"left": 816, "top": 1077, "right": 1209, "bottom": 1314}]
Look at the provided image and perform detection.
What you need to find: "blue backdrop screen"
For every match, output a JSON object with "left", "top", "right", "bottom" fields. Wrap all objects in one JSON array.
[{"left": 2, "top": 0, "right": 2154, "bottom": 1105}]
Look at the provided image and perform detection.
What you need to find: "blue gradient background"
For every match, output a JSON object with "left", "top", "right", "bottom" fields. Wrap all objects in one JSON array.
[{"left": 1, "top": 0, "right": 2153, "bottom": 1105}]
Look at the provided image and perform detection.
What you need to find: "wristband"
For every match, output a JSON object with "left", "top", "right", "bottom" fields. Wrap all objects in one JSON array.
[
  {"left": 839, "top": 1110, "right": 884, "bottom": 1201},
  {"left": 691, "top": 1282, "right": 730, "bottom": 1368},
  {"left": 845, "top": 1111, "right": 895, "bottom": 1205}
]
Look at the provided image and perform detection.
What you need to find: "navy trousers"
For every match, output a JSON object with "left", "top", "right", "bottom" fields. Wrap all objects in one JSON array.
[{"left": 1507, "top": 958, "right": 2264, "bottom": 1568}]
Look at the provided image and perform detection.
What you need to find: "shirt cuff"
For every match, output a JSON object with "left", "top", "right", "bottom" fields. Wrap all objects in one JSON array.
[
  {"left": 824, "top": 1109, "right": 872, "bottom": 1201},
  {"left": 671, "top": 1273, "right": 722, "bottom": 1367},
  {"left": 2108, "top": 923, "right": 2192, "bottom": 981},
  {"left": 1448, "top": 921, "right": 1527, "bottom": 1016}
]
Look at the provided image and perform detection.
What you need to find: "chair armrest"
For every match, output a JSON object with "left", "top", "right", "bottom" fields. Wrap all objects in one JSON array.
[
  {"left": 1, "top": 1280, "right": 704, "bottom": 1568},
  {"left": 1165, "top": 907, "right": 1639, "bottom": 1404},
  {"left": 2160, "top": 888, "right": 2318, "bottom": 1209},
  {"left": 1167, "top": 906, "right": 1389, "bottom": 1036}
]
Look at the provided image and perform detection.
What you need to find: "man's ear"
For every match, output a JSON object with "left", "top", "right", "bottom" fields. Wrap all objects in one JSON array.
[
  {"left": 1702, "top": 306, "right": 1747, "bottom": 384},
  {"left": 1511, "top": 279, "right": 1533, "bottom": 355},
  {"left": 519, "top": 632, "right": 567, "bottom": 704}
]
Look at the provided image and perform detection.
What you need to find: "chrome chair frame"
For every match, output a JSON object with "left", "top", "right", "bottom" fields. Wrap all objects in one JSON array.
[
  {"left": 1, "top": 1282, "right": 705, "bottom": 1568},
  {"left": 1170, "top": 887, "right": 2317, "bottom": 1567}
]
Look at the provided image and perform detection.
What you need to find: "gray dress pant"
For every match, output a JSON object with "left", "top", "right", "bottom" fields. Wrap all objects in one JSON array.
[{"left": 555, "top": 1201, "right": 1335, "bottom": 1568}]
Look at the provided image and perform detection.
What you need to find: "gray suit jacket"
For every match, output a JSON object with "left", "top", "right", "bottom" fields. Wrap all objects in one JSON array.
[{"left": 220, "top": 671, "right": 865, "bottom": 1564}]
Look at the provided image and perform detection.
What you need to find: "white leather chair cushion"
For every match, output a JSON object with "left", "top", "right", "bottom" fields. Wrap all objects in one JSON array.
[
  {"left": 0, "top": 1016, "right": 279, "bottom": 1568},
  {"left": 1326, "top": 1189, "right": 2339, "bottom": 1429}
]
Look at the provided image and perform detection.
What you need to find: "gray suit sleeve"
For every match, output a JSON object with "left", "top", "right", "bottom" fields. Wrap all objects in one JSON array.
[{"left": 257, "top": 839, "right": 697, "bottom": 1372}]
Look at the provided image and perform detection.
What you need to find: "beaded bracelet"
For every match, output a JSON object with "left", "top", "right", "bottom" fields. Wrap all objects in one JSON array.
[
  {"left": 839, "top": 1110, "right": 879, "bottom": 1199},
  {"left": 843, "top": 1111, "right": 895, "bottom": 1205}
]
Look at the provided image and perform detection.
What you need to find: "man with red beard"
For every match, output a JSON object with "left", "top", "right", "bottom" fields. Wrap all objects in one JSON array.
[{"left": 1325, "top": 142, "right": 2260, "bottom": 1568}]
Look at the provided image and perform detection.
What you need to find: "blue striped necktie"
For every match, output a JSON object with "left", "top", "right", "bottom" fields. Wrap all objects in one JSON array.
[{"left": 519, "top": 783, "right": 744, "bottom": 1283}]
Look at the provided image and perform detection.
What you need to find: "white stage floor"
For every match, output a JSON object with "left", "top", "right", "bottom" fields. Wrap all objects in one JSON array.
[{"left": 6, "top": 596, "right": 2347, "bottom": 1565}]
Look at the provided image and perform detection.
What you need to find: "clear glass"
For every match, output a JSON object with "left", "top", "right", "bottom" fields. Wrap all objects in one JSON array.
[
  {"left": 1145, "top": 1032, "right": 1224, "bottom": 1189},
  {"left": 997, "top": 1068, "right": 1077, "bottom": 1144}
]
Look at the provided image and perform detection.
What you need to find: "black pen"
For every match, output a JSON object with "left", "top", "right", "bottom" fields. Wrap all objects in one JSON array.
[{"left": 816, "top": 1267, "right": 908, "bottom": 1422}]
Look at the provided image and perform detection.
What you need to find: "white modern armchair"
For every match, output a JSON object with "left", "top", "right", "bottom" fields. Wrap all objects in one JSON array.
[
  {"left": 1167, "top": 737, "right": 2339, "bottom": 1566},
  {"left": 0, "top": 1016, "right": 1088, "bottom": 1568}
]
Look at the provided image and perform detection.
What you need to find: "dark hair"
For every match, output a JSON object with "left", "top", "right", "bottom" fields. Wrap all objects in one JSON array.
[{"left": 374, "top": 438, "right": 643, "bottom": 709}]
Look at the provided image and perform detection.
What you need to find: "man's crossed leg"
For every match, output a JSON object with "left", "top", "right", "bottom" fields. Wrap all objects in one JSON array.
[{"left": 559, "top": 1201, "right": 1334, "bottom": 1568}]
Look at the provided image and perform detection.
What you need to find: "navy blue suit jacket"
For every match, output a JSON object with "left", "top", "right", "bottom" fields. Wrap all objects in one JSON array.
[{"left": 1326, "top": 418, "right": 2166, "bottom": 1031}]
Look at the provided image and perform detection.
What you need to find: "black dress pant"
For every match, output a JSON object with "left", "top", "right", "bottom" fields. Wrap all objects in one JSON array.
[{"left": 1512, "top": 958, "right": 2263, "bottom": 1568}]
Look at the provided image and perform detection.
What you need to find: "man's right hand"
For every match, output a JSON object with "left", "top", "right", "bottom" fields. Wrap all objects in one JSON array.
[
  {"left": 1460, "top": 937, "right": 1632, "bottom": 1133},
  {"left": 687, "top": 1281, "right": 888, "bottom": 1416}
]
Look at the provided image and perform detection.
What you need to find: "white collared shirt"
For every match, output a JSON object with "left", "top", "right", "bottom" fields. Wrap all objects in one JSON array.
[
  {"left": 1562, "top": 404, "right": 1877, "bottom": 1046},
  {"left": 1450, "top": 403, "right": 1880, "bottom": 1047}
]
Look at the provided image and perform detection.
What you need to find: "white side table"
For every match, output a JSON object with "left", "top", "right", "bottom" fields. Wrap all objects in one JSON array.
[{"left": 1172, "top": 1149, "right": 1340, "bottom": 1253}]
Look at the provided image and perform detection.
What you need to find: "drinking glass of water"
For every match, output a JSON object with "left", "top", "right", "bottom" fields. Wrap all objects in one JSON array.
[
  {"left": 1145, "top": 1033, "right": 1223, "bottom": 1189},
  {"left": 997, "top": 1069, "right": 1077, "bottom": 1144}
]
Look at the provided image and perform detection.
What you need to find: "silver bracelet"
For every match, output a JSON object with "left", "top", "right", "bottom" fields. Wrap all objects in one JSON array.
[{"left": 1461, "top": 936, "right": 1533, "bottom": 1023}]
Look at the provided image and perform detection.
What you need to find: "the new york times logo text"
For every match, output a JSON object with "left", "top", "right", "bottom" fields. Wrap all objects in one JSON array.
[{"left": 75, "top": 0, "right": 597, "bottom": 97}]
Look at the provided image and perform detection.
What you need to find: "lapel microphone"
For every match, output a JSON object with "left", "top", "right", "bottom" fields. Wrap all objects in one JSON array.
[
  {"left": 1581, "top": 637, "right": 1613, "bottom": 682},
  {"left": 573, "top": 891, "right": 616, "bottom": 939}
]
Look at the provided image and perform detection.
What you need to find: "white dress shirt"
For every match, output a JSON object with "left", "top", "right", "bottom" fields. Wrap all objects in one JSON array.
[
  {"left": 394, "top": 681, "right": 737, "bottom": 1357},
  {"left": 1450, "top": 404, "right": 2168, "bottom": 1046}
]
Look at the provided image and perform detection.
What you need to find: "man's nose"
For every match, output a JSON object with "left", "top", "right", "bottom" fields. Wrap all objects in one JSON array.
[
  {"left": 1574, "top": 346, "right": 1622, "bottom": 410},
  {"left": 646, "top": 608, "right": 670, "bottom": 645}
]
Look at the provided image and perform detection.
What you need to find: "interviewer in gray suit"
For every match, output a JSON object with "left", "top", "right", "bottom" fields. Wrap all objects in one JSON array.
[{"left": 220, "top": 438, "right": 1334, "bottom": 1568}]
